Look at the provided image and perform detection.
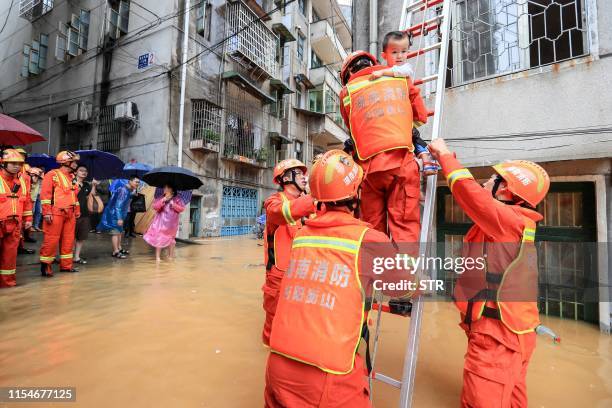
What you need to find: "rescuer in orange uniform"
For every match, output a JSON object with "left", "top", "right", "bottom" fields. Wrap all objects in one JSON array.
[
  {"left": 14, "top": 148, "right": 36, "bottom": 253},
  {"left": 39, "top": 151, "right": 81, "bottom": 276},
  {"left": 265, "top": 150, "right": 411, "bottom": 407},
  {"left": 262, "top": 158, "right": 316, "bottom": 346},
  {"left": 428, "top": 138, "right": 550, "bottom": 408},
  {"left": 0, "top": 149, "right": 33, "bottom": 288},
  {"left": 339, "top": 50, "right": 429, "bottom": 243}
]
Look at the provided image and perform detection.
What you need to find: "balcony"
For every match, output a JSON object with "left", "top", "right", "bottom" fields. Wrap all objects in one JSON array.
[
  {"left": 311, "top": 0, "right": 351, "bottom": 48},
  {"left": 19, "top": 0, "right": 53, "bottom": 21},
  {"left": 310, "top": 19, "right": 348, "bottom": 66},
  {"left": 226, "top": 1, "right": 279, "bottom": 78},
  {"left": 310, "top": 115, "right": 348, "bottom": 147},
  {"left": 271, "top": 14, "right": 295, "bottom": 42},
  {"left": 309, "top": 65, "right": 342, "bottom": 94}
]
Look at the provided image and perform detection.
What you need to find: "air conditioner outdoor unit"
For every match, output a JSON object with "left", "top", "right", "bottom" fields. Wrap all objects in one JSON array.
[
  {"left": 67, "top": 101, "right": 92, "bottom": 123},
  {"left": 114, "top": 101, "right": 138, "bottom": 122}
]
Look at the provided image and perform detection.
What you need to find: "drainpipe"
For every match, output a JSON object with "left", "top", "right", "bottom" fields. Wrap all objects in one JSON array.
[
  {"left": 369, "top": 0, "right": 378, "bottom": 57},
  {"left": 177, "top": 0, "right": 191, "bottom": 167}
]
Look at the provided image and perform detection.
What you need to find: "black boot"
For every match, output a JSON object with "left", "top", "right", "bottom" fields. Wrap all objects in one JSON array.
[
  {"left": 41, "top": 263, "right": 53, "bottom": 277},
  {"left": 18, "top": 247, "right": 35, "bottom": 254},
  {"left": 60, "top": 267, "right": 79, "bottom": 273}
]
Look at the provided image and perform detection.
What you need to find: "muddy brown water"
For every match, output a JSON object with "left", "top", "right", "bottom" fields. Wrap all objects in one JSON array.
[{"left": 1, "top": 237, "right": 610, "bottom": 407}]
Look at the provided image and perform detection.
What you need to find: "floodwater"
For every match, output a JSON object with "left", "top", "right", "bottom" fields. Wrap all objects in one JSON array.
[{"left": 0, "top": 237, "right": 610, "bottom": 407}]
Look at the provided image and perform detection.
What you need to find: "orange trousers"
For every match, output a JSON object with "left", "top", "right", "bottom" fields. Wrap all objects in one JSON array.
[
  {"left": 461, "top": 318, "right": 536, "bottom": 408},
  {"left": 0, "top": 219, "right": 21, "bottom": 288},
  {"left": 262, "top": 265, "right": 284, "bottom": 346},
  {"left": 265, "top": 352, "right": 371, "bottom": 408},
  {"left": 39, "top": 208, "right": 77, "bottom": 272},
  {"left": 360, "top": 159, "right": 421, "bottom": 243}
]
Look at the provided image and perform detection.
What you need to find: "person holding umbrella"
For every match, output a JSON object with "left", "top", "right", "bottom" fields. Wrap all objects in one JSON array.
[
  {"left": 97, "top": 175, "right": 140, "bottom": 258},
  {"left": 39, "top": 151, "right": 81, "bottom": 276},
  {"left": 143, "top": 184, "right": 187, "bottom": 262},
  {"left": 0, "top": 149, "right": 33, "bottom": 288}
]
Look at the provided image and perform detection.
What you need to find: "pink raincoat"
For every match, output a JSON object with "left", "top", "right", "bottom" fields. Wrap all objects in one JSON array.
[{"left": 143, "top": 196, "right": 186, "bottom": 248}]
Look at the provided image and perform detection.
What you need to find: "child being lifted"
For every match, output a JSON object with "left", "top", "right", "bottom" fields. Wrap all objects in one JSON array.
[{"left": 372, "top": 30, "right": 438, "bottom": 176}]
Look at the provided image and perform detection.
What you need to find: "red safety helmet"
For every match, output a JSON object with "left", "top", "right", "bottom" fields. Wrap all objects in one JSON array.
[
  {"left": 340, "top": 50, "right": 377, "bottom": 85},
  {"left": 309, "top": 150, "right": 363, "bottom": 202},
  {"left": 273, "top": 158, "right": 307, "bottom": 185},
  {"left": 493, "top": 160, "right": 550, "bottom": 208},
  {"left": 56, "top": 150, "right": 80, "bottom": 164}
]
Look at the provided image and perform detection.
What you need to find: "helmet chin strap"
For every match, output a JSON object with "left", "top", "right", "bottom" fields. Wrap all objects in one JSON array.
[{"left": 281, "top": 169, "right": 305, "bottom": 193}]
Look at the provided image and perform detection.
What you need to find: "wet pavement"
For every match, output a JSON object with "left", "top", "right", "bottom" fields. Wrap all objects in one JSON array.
[{"left": 1, "top": 235, "right": 611, "bottom": 407}]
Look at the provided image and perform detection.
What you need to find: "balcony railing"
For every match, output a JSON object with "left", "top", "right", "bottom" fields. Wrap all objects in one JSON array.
[{"left": 226, "top": 0, "right": 279, "bottom": 78}]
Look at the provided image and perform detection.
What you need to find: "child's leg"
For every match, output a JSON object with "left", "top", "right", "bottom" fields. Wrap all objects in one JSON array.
[{"left": 155, "top": 247, "right": 161, "bottom": 261}]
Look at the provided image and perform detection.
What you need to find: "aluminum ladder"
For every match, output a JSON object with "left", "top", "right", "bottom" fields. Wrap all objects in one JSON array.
[{"left": 367, "top": 0, "right": 453, "bottom": 407}]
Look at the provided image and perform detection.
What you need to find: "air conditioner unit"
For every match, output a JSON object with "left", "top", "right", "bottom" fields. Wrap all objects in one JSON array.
[
  {"left": 67, "top": 101, "right": 92, "bottom": 123},
  {"left": 114, "top": 101, "right": 138, "bottom": 122}
]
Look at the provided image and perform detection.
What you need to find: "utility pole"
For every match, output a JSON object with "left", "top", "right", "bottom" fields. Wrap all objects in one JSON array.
[{"left": 177, "top": 0, "right": 191, "bottom": 167}]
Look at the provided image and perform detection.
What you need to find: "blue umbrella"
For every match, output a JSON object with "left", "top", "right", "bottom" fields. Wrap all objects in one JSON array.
[
  {"left": 123, "top": 162, "right": 152, "bottom": 178},
  {"left": 76, "top": 149, "right": 125, "bottom": 180},
  {"left": 26, "top": 153, "right": 58, "bottom": 171}
]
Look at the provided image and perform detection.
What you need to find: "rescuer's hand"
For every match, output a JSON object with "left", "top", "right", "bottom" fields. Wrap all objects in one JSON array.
[
  {"left": 428, "top": 138, "right": 451, "bottom": 159},
  {"left": 24, "top": 221, "right": 32, "bottom": 230},
  {"left": 117, "top": 219, "right": 124, "bottom": 227},
  {"left": 44, "top": 215, "right": 53, "bottom": 224}
]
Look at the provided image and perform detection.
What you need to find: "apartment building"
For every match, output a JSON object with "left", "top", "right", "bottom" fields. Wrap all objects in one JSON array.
[
  {"left": 0, "top": 0, "right": 352, "bottom": 238},
  {"left": 354, "top": 0, "right": 611, "bottom": 331}
]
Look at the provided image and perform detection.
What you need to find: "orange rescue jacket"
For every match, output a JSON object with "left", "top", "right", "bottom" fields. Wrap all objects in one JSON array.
[
  {"left": 439, "top": 153, "right": 541, "bottom": 335},
  {"left": 270, "top": 211, "right": 370, "bottom": 374},
  {"left": 342, "top": 74, "right": 414, "bottom": 160},
  {"left": 0, "top": 171, "right": 32, "bottom": 222},
  {"left": 264, "top": 191, "right": 315, "bottom": 271},
  {"left": 40, "top": 168, "right": 80, "bottom": 215}
]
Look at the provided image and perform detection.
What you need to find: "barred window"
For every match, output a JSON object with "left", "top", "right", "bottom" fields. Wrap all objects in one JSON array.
[
  {"left": 97, "top": 105, "right": 121, "bottom": 153},
  {"left": 191, "top": 99, "right": 222, "bottom": 148},
  {"left": 449, "top": 0, "right": 589, "bottom": 86}
]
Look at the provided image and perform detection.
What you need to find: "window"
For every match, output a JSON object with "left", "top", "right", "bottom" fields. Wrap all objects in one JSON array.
[
  {"left": 196, "top": 1, "right": 213, "bottom": 41},
  {"left": 311, "top": 51, "right": 323, "bottom": 69},
  {"left": 271, "top": 90, "right": 287, "bottom": 119},
  {"left": 109, "top": 1, "right": 130, "bottom": 40},
  {"left": 312, "top": 8, "right": 321, "bottom": 22},
  {"left": 298, "top": 0, "right": 306, "bottom": 16},
  {"left": 191, "top": 99, "right": 222, "bottom": 148},
  {"left": 97, "top": 105, "right": 121, "bottom": 152},
  {"left": 21, "top": 34, "right": 48, "bottom": 77},
  {"left": 294, "top": 140, "right": 303, "bottom": 161},
  {"left": 295, "top": 87, "right": 303, "bottom": 109},
  {"left": 308, "top": 87, "right": 323, "bottom": 113},
  {"left": 449, "top": 0, "right": 588, "bottom": 86},
  {"left": 297, "top": 32, "right": 305, "bottom": 61},
  {"left": 56, "top": 10, "right": 90, "bottom": 61}
]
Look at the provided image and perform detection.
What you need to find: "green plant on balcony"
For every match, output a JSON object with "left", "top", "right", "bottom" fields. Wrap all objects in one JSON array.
[
  {"left": 204, "top": 129, "right": 221, "bottom": 144},
  {"left": 255, "top": 147, "right": 269, "bottom": 162}
]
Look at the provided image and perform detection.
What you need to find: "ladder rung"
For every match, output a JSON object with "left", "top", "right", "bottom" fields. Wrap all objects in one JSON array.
[
  {"left": 406, "top": 16, "right": 441, "bottom": 37},
  {"left": 407, "top": 41, "right": 442, "bottom": 59},
  {"left": 405, "top": 0, "right": 444, "bottom": 14},
  {"left": 372, "top": 372, "right": 402, "bottom": 388},
  {"left": 413, "top": 74, "right": 438, "bottom": 86}
]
